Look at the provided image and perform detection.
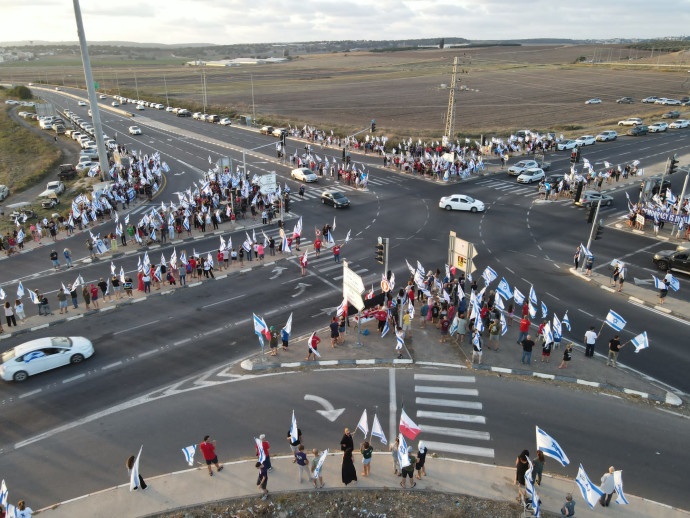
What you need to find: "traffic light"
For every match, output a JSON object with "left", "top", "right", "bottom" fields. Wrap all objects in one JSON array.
[
  {"left": 669, "top": 157, "right": 679, "bottom": 175},
  {"left": 575, "top": 148, "right": 581, "bottom": 163},
  {"left": 371, "top": 120, "right": 376, "bottom": 133},
  {"left": 375, "top": 244, "right": 385, "bottom": 264},
  {"left": 281, "top": 131, "right": 287, "bottom": 147},
  {"left": 587, "top": 204, "right": 596, "bottom": 223},
  {"left": 570, "top": 152, "right": 576, "bottom": 164},
  {"left": 594, "top": 222, "right": 604, "bottom": 240}
]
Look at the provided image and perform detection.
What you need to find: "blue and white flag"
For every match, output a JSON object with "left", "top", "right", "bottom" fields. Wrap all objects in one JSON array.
[
  {"left": 474, "top": 315, "right": 484, "bottom": 333},
  {"left": 575, "top": 464, "right": 604, "bottom": 509},
  {"left": 543, "top": 322, "right": 554, "bottom": 345},
  {"left": 181, "top": 445, "right": 196, "bottom": 466},
  {"left": 396, "top": 330, "right": 405, "bottom": 351},
  {"left": 0, "top": 287, "right": 5, "bottom": 300},
  {"left": 282, "top": 236, "right": 291, "bottom": 254},
  {"left": 313, "top": 448, "right": 328, "bottom": 478},
  {"left": 449, "top": 316, "right": 459, "bottom": 336},
  {"left": 500, "top": 313, "right": 508, "bottom": 336},
  {"left": 371, "top": 414, "right": 388, "bottom": 444},
  {"left": 494, "top": 292, "right": 505, "bottom": 311},
  {"left": 529, "top": 286, "right": 538, "bottom": 305},
  {"left": 281, "top": 313, "right": 293, "bottom": 342},
  {"left": 536, "top": 426, "right": 569, "bottom": 466},
  {"left": 345, "top": 229, "right": 351, "bottom": 243},
  {"left": 631, "top": 331, "right": 649, "bottom": 353},
  {"left": 665, "top": 273, "right": 680, "bottom": 292},
  {"left": 472, "top": 330, "right": 482, "bottom": 350},
  {"left": 0, "top": 479, "right": 8, "bottom": 509},
  {"left": 381, "top": 316, "right": 390, "bottom": 338},
  {"left": 580, "top": 242, "right": 592, "bottom": 258},
  {"left": 540, "top": 301, "right": 547, "bottom": 319},
  {"left": 17, "top": 282, "right": 25, "bottom": 298},
  {"left": 552, "top": 314, "right": 562, "bottom": 340},
  {"left": 524, "top": 458, "right": 541, "bottom": 517},
  {"left": 29, "top": 289, "right": 40, "bottom": 305},
  {"left": 253, "top": 313, "right": 269, "bottom": 347},
  {"left": 614, "top": 470, "right": 630, "bottom": 505},
  {"left": 290, "top": 410, "right": 299, "bottom": 443},
  {"left": 562, "top": 311, "right": 571, "bottom": 331},
  {"left": 255, "top": 437, "right": 266, "bottom": 463},
  {"left": 605, "top": 309, "right": 626, "bottom": 331},
  {"left": 652, "top": 275, "right": 666, "bottom": 290},
  {"left": 481, "top": 266, "right": 497, "bottom": 285},
  {"left": 666, "top": 188, "right": 677, "bottom": 205},
  {"left": 397, "top": 433, "right": 410, "bottom": 468},
  {"left": 356, "top": 409, "right": 369, "bottom": 436},
  {"left": 326, "top": 231, "right": 335, "bottom": 244},
  {"left": 528, "top": 301, "right": 536, "bottom": 319},
  {"left": 513, "top": 287, "right": 525, "bottom": 305},
  {"left": 129, "top": 445, "right": 143, "bottom": 492},
  {"left": 497, "top": 277, "right": 513, "bottom": 300}
]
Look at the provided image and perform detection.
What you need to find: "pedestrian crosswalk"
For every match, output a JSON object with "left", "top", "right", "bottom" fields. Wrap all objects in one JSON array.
[
  {"left": 474, "top": 178, "right": 542, "bottom": 197},
  {"left": 290, "top": 175, "right": 398, "bottom": 202},
  {"left": 413, "top": 373, "right": 494, "bottom": 459}
]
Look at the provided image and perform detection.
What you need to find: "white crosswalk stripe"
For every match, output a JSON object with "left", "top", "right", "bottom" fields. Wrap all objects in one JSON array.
[{"left": 413, "top": 372, "right": 494, "bottom": 459}]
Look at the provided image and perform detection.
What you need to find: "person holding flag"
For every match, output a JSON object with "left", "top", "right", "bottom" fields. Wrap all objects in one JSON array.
[
  {"left": 305, "top": 332, "right": 321, "bottom": 361},
  {"left": 310, "top": 448, "right": 326, "bottom": 488},
  {"left": 281, "top": 313, "right": 292, "bottom": 351},
  {"left": 299, "top": 250, "right": 308, "bottom": 277},
  {"left": 126, "top": 449, "right": 147, "bottom": 490}
]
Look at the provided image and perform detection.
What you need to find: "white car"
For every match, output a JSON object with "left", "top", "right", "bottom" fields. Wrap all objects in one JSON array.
[
  {"left": 291, "top": 168, "right": 318, "bottom": 183},
  {"left": 575, "top": 135, "right": 596, "bottom": 146},
  {"left": 111, "top": 101, "right": 120, "bottom": 107},
  {"left": 439, "top": 194, "right": 485, "bottom": 213},
  {"left": 128, "top": 126, "right": 142, "bottom": 135},
  {"left": 165, "top": 106, "right": 174, "bottom": 112},
  {"left": 596, "top": 130, "right": 617, "bottom": 142},
  {"left": 585, "top": 98, "right": 602, "bottom": 104},
  {"left": 0, "top": 184, "right": 9, "bottom": 201},
  {"left": 76, "top": 159, "right": 96, "bottom": 171},
  {"left": 46, "top": 181, "right": 65, "bottom": 195},
  {"left": 508, "top": 159, "right": 541, "bottom": 176},
  {"left": 135, "top": 104, "right": 145, "bottom": 111},
  {"left": 557, "top": 140, "right": 578, "bottom": 150},
  {"left": 662, "top": 99, "right": 681, "bottom": 105},
  {"left": 219, "top": 118, "right": 232, "bottom": 126},
  {"left": 649, "top": 122, "right": 668, "bottom": 133},
  {"left": 0, "top": 336, "right": 94, "bottom": 382},
  {"left": 654, "top": 98, "right": 668, "bottom": 104},
  {"left": 78, "top": 100, "right": 87, "bottom": 106},
  {"left": 669, "top": 119, "right": 689, "bottom": 129},
  {"left": 618, "top": 118, "right": 642, "bottom": 126},
  {"left": 517, "top": 168, "right": 545, "bottom": 184},
  {"left": 99, "top": 94, "right": 107, "bottom": 99}
]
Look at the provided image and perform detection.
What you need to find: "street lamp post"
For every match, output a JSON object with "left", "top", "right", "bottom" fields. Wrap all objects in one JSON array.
[
  {"left": 133, "top": 70, "right": 140, "bottom": 100},
  {"left": 251, "top": 73, "right": 256, "bottom": 124},
  {"left": 163, "top": 73, "right": 169, "bottom": 108}
]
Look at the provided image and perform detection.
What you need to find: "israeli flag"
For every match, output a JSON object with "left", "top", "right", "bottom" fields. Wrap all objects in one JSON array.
[
  {"left": 29, "top": 289, "right": 40, "bottom": 305},
  {"left": 290, "top": 410, "right": 299, "bottom": 443},
  {"left": 652, "top": 275, "right": 666, "bottom": 290},
  {"left": 524, "top": 458, "right": 541, "bottom": 517},
  {"left": 552, "top": 314, "right": 562, "bottom": 340},
  {"left": 313, "top": 448, "right": 328, "bottom": 478},
  {"left": 513, "top": 287, "right": 525, "bottom": 305},
  {"left": 0, "top": 479, "right": 8, "bottom": 509},
  {"left": 540, "top": 301, "right": 547, "bottom": 319},
  {"left": 632, "top": 331, "right": 649, "bottom": 353},
  {"left": 356, "top": 409, "right": 369, "bottom": 436},
  {"left": 497, "top": 278, "right": 513, "bottom": 300},
  {"left": 529, "top": 286, "right": 538, "bottom": 305},
  {"left": 0, "top": 287, "right": 5, "bottom": 300},
  {"left": 449, "top": 316, "right": 459, "bottom": 336},
  {"left": 543, "top": 322, "right": 554, "bottom": 345},
  {"left": 500, "top": 313, "right": 508, "bottom": 336},
  {"left": 472, "top": 330, "right": 482, "bottom": 350},
  {"left": 667, "top": 188, "right": 677, "bottom": 205},
  {"left": 396, "top": 330, "right": 405, "bottom": 351},
  {"left": 536, "top": 426, "right": 569, "bottom": 466},
  {"left": 666, "top": 273, "right": 680, "bottom": 292},
  {"left": 181, "top": 445, "right": 196, "bottom": 466},
  {"left": 605, "top": 309, "right": 627, "bottom": 331},
  {"left": 562, "top": 311, "right": 571, "bottom": 331},
  {"left": 481, "top": 266, "right": 497, "bottom": 285},
  {"left": 528, "top": 301, "right": 537, "bottom": 319},
  {"left": 494, "top": 293, "right": 505, "bottom": 311},
  {"left": 255, "top": 438, "right": 266, "bottom": 463},
  {"left": 282, "top": 313, "right": 293, "bottom": 342},
  {"left": 282, "top": 236, "right": 291, "bottom": 254},
  {"left": 575, "top": 464, "right": 604, "bottom": 509},
  {"left": 614, "top": 470, "right": 630, "bottom": 505},
  {"left": 129, "top": 446, "right": 143, "bottom": 492},
  {"left": 345, "top": 229, "right": 351, "bottom": 243},
  {"left": 381, "top": 316, "right": 390, "bottom": 338},
  {"left": 397, "top": 433, "right": 410, "bottom": 468},
  {"left": 474, "top": 315, "right": 484, "bottom": 333},
  {"left": 371, "top": 414, "right": 388, "bottom": 444},
  {"left": 17, "top": 281, "right": 25, "bottom": 298},
  {"left": 580, "top": 242, "right": 592, "bottom": 258}
]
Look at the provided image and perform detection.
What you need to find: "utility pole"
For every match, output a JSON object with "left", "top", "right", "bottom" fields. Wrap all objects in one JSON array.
[
  {"left": 163, "top": 73, "right": 169, "bottom": 108},
  {"left": 251, "top": 73, "right": 256, "bottom": 124},
  {"left": 581, "top": 199, "right": 602, "bottom": 272},
  {"left": 133, "top": 69, "right": 139, "bottom": 100},
  {"left": 444, "top": 56, "right": 459, "bottom": 143},
  {"left": 674, "top": 171, "right": 689, "bottom": 238}
]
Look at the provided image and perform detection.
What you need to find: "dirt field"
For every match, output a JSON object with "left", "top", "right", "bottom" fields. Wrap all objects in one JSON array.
[{"left": 7, "top": 44, "right": 690, "bottom": 137}]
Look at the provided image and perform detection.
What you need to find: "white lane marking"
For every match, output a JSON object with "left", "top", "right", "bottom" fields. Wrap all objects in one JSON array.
[
  {"left": 19, "top": 389, "right": 43, "bottom": 398},
  {"left": 413, "top": 374, "right": 476, "bottom": 383},
  {"left": 415, "top": 386, "right": 479, "bottom": 397},
  {"left": 138, "top": 350, "right": 158, "bottom": 358},
  {"left": 422, "top": 440, "right": 494, "bottom": 458},
  {"left": 416, "top": 410, "right": 486, "bottom": 424},
  {"left": 628, "top": 302, "right": 690, "bottom": 326},
  {"left": 113, "top": 319, "right": 160, "bottom": 335},
  {"left": 201, "top": 294, "right": 244, "bottom": 309},
  {"left": 418, "top": 424, "right": 491, "bottom": 440},
  {"left": 415, "top": 397, "right": 483, "bottom": 410},
  {"left": 62, "top": 374, "right": 85, "bottom": 383},
  {"left": 577, "top": 309, "right": 594, "bottom": 317},
  {"left": 102, "top": 361, "right": 123, "bottom": 370}
]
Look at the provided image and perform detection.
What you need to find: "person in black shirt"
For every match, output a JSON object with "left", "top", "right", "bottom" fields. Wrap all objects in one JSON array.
[
  {"left": 340, "top": 428, "right": 353, "bottom": 451},
  {"left": 606, "top": 334, "right": 626, "bottom": 368},
  {"left": 520, "top": 335, "right": 535, "bottom": 365}
]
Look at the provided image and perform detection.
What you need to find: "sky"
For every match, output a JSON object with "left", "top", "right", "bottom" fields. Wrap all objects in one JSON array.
[{"left": 0, "top": 0, "right": 688, "bottom": 46}]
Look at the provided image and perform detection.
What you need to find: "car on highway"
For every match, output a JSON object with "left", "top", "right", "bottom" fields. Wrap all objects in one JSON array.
[
  {"left": 321, "top": 191, "right": 350, "bottom": 208},
  {"left": 641, "top": 96, "right": 658, "bottom": 103},
  {"left": 46, "top": 181, "right": 65, "bottom": 195},
  {"left": 653, "top": 247, "right": 690, "bottom": 274},
  {"left": 575, "top": 135, "right": 596, "bottom": 146},
  {"left": 596, "top": 130, "right": 618, "bottom": 142},
  {"left": 272, "top": 127, "right": 288, "bottom": 138},
  {"left": 575, "top": 191, "right": 614, "bottom": 207},
  {"left": 662, "top": 111, "right": 681, "bottom": 119},
  {"left": 135, "top": 104, "right": 145, "bottom": 111},
  {"left": 54, "top": 87, "right": 60, "bottom": 91},
  {"left": 661, "top": 99, "right": 682, "bottom": 105},
  {"left": 0, "top": 185, "right": 9, "bottom": 201},
  {"left": 192, "top": 112, "right": 203, "bottom": 120},
  {"left": 206, "top": 115, "right": 220, "bottom": 123},
  {"left": 557, "top": 139, "right": 578, "bottom": 151},
  {"left": 649, "top": 122, "right": 668, "bottom": 133},
  {"left": 78, "top": 100, "right": 87, "bottom": 106},
  {"left": 291, "top": 168, "right": 318, "bottom": 183},
  {"left": 617, "top": 117, "right": 643, "bottom": 126},
  {"left": 165, "top": 106, "right": 174, "bottom": 112},
  {"left": 128, "top": 126, "right": 142, "bottom": 135},
  {"left": 507, "top": 159, "right": 550, "bottom": 176},
  {"left": 0, "top": 336, "right": 94, "bottom": 382},
  {"left": 177, "top": 109, "right": 191, "bottom": 117},
  {"left": 627, "top": 125, "right": 649, "bottom": 136},
  {"left": 669, "top": 119, "right": 690, "bottom": 129},
  {"left": 585, "top": 98, "right": 602, "bottom": 104},
  {"left": 616, "top": 97, "right": 635, "bottom": 104},
  {"left": 219, "top": 118, "right": 232, "bottom": 126},
  {"left": 80, "top": 148, "right": 99, "bottom": 159},
  {"left": 76, "top": 158, "right": 96, "bottom": 170},
  {"left": 517, "top": 168, "right": 546, "bottom": 184},
  {"left": 260, "top": 126, "right": 275, "bottom": 135},
  {"left": 438, "top": 194, "right": 485, "bottom": 212}
]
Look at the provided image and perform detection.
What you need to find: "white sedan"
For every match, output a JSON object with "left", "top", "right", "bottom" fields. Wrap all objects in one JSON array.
[
  {"left": 439, "top": 194, "right": 485, "bottom": 213},
  {"left": 291, "top": 167, "right": 318, "bottom": 183},
  {"left": 669, "top": 119, "right": 689, "bottom": 129},
  {"left": 78, "top": 100, "right": 87, "bottom": 106},
  {"left": 219, "top": 118, "right": 232, "bottom": 126},
  {"left": 128, "top": 126, "right": 142, "bottom": 135},
  {"left": 585, "top": 98, "right": 602, "bottom": 104},
  {"left": 649, "top": 122, "right": 668, "bottom": 133},
  {"left": 0, "top": 336, "right": 94, "bottom": 382},
  {"left": 111, "top": 101, "right": 120, "bottom": 107},
  {"left": 575, "top": 135, "right": 596, "bottom": 146},
  {"left": 517, "top": 168, "right": 545, "bottom": 184},
  {"left": 135, "top": 104, "right": 145, "bottom": 111},
  {"left": 557, "top": 140, "right": 578, "bottom": 150}
]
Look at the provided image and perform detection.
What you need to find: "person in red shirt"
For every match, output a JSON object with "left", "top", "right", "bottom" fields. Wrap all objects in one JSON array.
[
  {"left": 199, "top": 435, "right": 224, "bottom": 476},
  {"left": 256, "top": 434, "right": 272, "bottom": 471},
  {"left": 522, "top": 302, "right": 529, "bottom": 318},
  {"left": 517, "top": 317, "right": 531, "bottom": 345},
  {"left": 314, "top": 237, "right": 322, "bottom": 257},
  {"left": 300, "top": 253, "right": 308, "bottom": 277},
  {"left": 332, "top": 245, "right": 341, "bottom": 263},
  {"left": 306, "top": 333, "right": 321, "bottom": 361},
  {"left": 375, "top": 307, "right": 388, "bottom": 333}
]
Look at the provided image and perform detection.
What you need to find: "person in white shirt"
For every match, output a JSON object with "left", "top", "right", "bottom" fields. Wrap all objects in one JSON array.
[
  {"left": 599, "top": 466, "right": 616, "bottom": 507},
  {"left": 584, "top": 326, "right": 599, "bottom": 358}
]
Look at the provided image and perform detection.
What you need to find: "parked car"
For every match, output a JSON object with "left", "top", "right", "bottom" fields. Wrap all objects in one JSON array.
[
  {"left": 669, "top": 119, "right": 689, "bottom": 129},
  {"left": 291, "top": 168, "right": 318, "bottom": 183},
  {"left": 557, "top": 140, "right": 578, "bottom": 151},
  {"left": 616, "top": 97, "right": 634, "bottom": 104},
  {"left": 206, "top": 115, "right": 220, "bottom": 123},
  {"left": 176, "top": 109, "right": 191, "bottom": 117},
  {"left": 596, "top": 130, "right": 617, "bottom": 142},
  {"left": 575, "top": 135, "right": 596, "bottom": 146},
  {"left": 517, "top": 168, "right": 546, "bottom": 184},
  {"left": 585, "top": 98, "right": 602, "bottom": 104},
  {"left": 653, "top": 247, "right": 690, "bottom": 274},
  {"left": 0, "top": 336, "right": 94, "bottom": 382},
  {"left": 0, "top": 185, "right": 9, "bottom": 201},
  {"left": 128, "top": 126, "right": 142, "bottom": 135},
  {"left": 111, "top": 101, "right": 120, "bottom": 107},
  {"left": 78, "top": 100, "right": 87, "bottom": 106},
  {"left": 618, "top": 117, "right": 642, "bottom": 127},
  {"left": 219, "top": 118, "right": 232, "bottom": 126},
  {"left": 321, "top": 191, "right": 350, "bottom": 208},
  {"left": 57, "top": 164, "right": 77, "bottom": 180},
  {"left": 627, "top": 125, "right": 649, "bottom": 136},
  {"left": 272, "top": 128, "right": 288, "bottom": 138},
  {"left": 438, "top": 194, "right": 485, "bottom": 212},
  {"left": 575, "top": 192, "right": 614, "bottom": 207},
  {"left": 260, "top": 126, "right": 275, "bottom": 135},
  {"left": 654, "top": 98, "right": 668, "bottom": 104},
  {"left": 46, "top": 181, "right": 65, "bottom": 195},
  {"left": 649, "top": 122, "right": 668, "bottom": 133},
  {"left": 662, "top": 111, "right": 681, "bottom": 119},
  {"left": 135, "top": 104, "right": 145, "bottom": 111},
  {"left": 662, "top": 99, "right": 681, "bottom": 105},
  {"left": 641, "top": 96, "right": 658, "bottom": 103}
]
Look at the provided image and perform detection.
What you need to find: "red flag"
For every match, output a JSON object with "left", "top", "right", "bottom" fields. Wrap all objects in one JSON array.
[{"left": 399, "top": 408, "right": 421, "bottom": 439}]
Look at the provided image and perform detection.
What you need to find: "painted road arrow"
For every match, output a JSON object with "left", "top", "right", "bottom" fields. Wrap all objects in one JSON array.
[
  {"left": 292, "top": 282, "right": 311, "bottom": 297},
  {"left": 634, "top": 277, "right": 653, "bottom": 286},
  {"left": 304, "top": 394, "right": 345, "bottom": 422},
  {"left": 270, "top": 266, "right": 287, "bottom": 280}
]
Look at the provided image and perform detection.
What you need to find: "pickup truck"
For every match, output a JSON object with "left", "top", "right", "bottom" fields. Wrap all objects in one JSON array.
[
  {"left": 57, "top": 164, "right": 77, "bottom": 180},
  {"left": 653, "top": 247, "right": 690, "bottom": 274},
  {"left": 508, "top": 159, "right": 551, "bottom": 176}
]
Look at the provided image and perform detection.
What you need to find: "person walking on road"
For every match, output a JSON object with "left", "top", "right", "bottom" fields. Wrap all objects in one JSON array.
[
  {"left": 584, "top": 326, "right": 599, "bottom": 358},
  {"left": 287, "top": 426, "right": 303, "bottom": 456},
  {"left": 63, "top": 248, "right": 73, "bottom": 268},
  {"left": 658, "top": 278, "right": 670, "bottom": 304},
  {"left": 256, "top": 461, "right": 269, "bottom": 500},
  {"left": 49, "top": 249, "right": 60, "bottom": 270},
  {"left": 311, "top": 448, "right": 325, "bottom": 488},
  {"left": 256, "top": 434, "right": 272, "bottom": 471},
  {"left": 617, "top": 263, "right": 627, "bottom": 292},
  {"left": 126, "top": 454, "right": 147, "bottom": 490},
  {"left": 573, "top": 246, "right": 580, "bottom": 269},
  {"left": 585, "top": 254, "right": 594, "bottom": 276},
  {"left": 332, "top": 244, "right": 341, "bottom": 263},
  {"left": 599, "top": 466, "right": 616, "bottom": 507},
  {"left": 199, "top": 435, "right": 224, "bottom": 476},
  {"left": 330, "top": 317, "right": 340, "bottom": 348},
  {"left": 305, "top": 333, "right": 320, "bottom": 360}
]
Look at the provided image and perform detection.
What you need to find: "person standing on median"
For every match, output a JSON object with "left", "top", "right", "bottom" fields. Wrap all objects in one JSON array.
[
  {"left": 520, "top": 335, "right": 535, "bottom": 365},
  {"left": 311, "top": 448, "right": 325, "bottom": 488},
  {"left": 199, "top": 435, "right": 224, "bottom": 476},
  {"left": 584, "top": 326, "right": 599, "bottom": 358},
  {"left": 256, "top": 460, "right": 269, "bottom": 500},
  {"left": 517, "top": 316, "right": 531, "bottom": 344},
  {"left": 294, "top": 444, "right": 309, "bottom": 483},
  {"left": 606, "top": 335, "right": 626, "bottom": 368}
]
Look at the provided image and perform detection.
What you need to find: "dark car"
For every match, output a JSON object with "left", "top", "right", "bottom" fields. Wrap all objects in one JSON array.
[
  {"left": 176, "top": 109, "right": 191, "bottom": 117},
  {"left": 662, "top": 111, "right": 681, "bottom": 119},
  {"left": 653, "top": 248, "right": 690, "bottom": 274},
  {"left": 545, "top": 174, "right": 564, "bottom": 188},
  {"left": 57, "top": 164, "right": 77, "bottom": 180},
  {"left": 627, "top": 125, "right": 648, "bottom": 136},
  {"left": 320, "top": 191, "right": 350, "bottom": 208},
  {"left": 616, "top": 97, "right": 634, "bottom": 104},
  {"left": 650, "top": 178, "right": 672, "bottom": 195}
]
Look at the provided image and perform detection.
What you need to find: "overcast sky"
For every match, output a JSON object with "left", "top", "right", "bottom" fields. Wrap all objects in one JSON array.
[{"left": 1, "top": 0, "right": 688, "bottom": 45}]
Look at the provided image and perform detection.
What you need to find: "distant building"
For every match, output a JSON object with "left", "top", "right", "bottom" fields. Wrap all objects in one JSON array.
[{"left": 186, "top": 57, "right": 287, "bottom": 67}]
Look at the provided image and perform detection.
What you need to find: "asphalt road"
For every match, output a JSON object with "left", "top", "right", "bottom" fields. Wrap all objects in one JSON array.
[{"left": 1, "top": 367, "right": 687, "bottom": 510}]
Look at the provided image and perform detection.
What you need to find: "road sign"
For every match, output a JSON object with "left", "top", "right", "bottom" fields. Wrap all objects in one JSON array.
[
  {"left": 258, "top": 172, "right": 277, "bottom": 195},
  {"left": 343, "top": 261, "right": 365, "bottom": 310},
  {"left": 448, "top": 231, "right": 477, "bottom": 275}
]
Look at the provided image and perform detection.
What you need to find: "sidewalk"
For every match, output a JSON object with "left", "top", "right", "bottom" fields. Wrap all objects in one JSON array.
[{"left": 36, "top": 454, "right": 689, "bottom": 518}]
